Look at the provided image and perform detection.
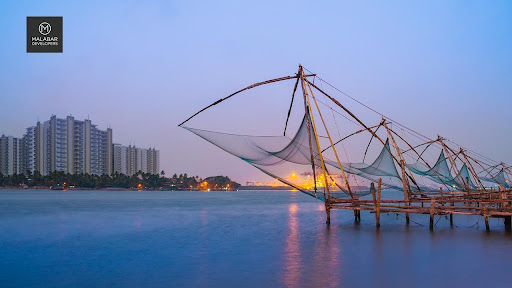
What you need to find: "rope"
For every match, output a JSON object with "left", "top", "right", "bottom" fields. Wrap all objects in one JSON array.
[
  {"left": 395, "top": 213, "right": 424, "bottom": 226},
  {"left": 302, "top": 66, "right": 507, "bottom": 174},
  {"left": 434, "top": 215, "right": 443, "bottom": 227}
]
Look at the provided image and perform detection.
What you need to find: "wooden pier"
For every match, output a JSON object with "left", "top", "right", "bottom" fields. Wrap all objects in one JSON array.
[{"left": 326, "top": 179, "right": 512, "bottom": 231}]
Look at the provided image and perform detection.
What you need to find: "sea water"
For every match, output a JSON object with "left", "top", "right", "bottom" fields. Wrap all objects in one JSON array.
[{"left": 0, "top": 190, "right": 510, "bottom": 287}]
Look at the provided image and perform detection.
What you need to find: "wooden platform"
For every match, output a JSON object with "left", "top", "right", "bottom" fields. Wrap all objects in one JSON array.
[{"left": 324, "top": 180, "right": 512, "bottom": 232}]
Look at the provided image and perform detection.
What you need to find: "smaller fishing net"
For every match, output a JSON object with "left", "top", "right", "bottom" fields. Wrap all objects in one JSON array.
[
  {"left": 481, "top": 169, "right": 510, "bottom": 188},
  {"left": 407, "top": 151, "right": 460, "bottom": 188}
]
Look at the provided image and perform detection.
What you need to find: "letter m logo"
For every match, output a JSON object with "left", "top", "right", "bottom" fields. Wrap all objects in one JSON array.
[{"left": 38, "top": 22, "right": 51, "bottom": 35}]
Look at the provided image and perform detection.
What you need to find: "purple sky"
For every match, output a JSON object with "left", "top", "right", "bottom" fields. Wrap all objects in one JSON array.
[{"left": 1, "top": 1, "right": 511, "bottom": 183}]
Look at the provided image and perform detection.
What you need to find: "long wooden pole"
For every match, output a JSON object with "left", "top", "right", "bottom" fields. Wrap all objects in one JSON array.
[
  {"left": 440, "top": 138, "right": 466, "bottom": 191},
  {"left": 179, "top": 74, "right": 316, "bottom": 126},
  {"left": 460, "top": 148, "right": 485, "bottom": 190},
  {"left": 304, "top": 76, "right": 353, "bottom": 198},
  {"left": 387, "top": 129, "right": 452, "bottom": 192},
  {"left": 299, "top": 66, "right": 332, "bottom": 223},
  {"left": 383, "top": 121, "right": 411, "bottom": 224},
  {"left": 321, "top": 123, "right": 383, "bottom": 153},
  {"left": 283, "top": 76, "right": 300, "bottom": 136},
  {"left": 298, "top": 68, "right": 319, "bottom": 199},
  {"left": 377, "top": 178, "right": 382, "bottom": 227},
  {"left": 305, "top": 79, "right": 412, "bottom": 178}
]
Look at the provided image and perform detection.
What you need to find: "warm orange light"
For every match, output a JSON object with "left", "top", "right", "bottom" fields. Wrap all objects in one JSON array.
[{"left": 291, "top": 173, "right": 297, "bottom": 178}]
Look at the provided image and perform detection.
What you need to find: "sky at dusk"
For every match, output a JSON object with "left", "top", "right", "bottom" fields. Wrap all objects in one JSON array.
[{"left": 0, "top": 1, "right": 511, "bottom": 183}]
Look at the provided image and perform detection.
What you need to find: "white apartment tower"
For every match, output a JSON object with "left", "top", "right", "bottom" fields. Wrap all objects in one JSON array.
[
  {"left": 22, "top": 126, "right": 37, "bottom": 174},
  {"left": 0, "top": 135, "right": 23, "bottom": 176},
  {"left": 15, "top": 115, "right": 113, "bottom": 176},
  {"left": 113, "top": 144, "right": 160, "bottom": 176},
  {"left": 2, "top": 115, "right": 159, "bottom": 177}
]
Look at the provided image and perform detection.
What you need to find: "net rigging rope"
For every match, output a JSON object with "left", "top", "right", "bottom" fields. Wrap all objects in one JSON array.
[{"left": 302, "top": 66, "right": 508, "bottom": 174}]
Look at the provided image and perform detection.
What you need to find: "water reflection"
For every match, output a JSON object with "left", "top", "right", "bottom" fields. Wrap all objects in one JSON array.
[
  {"left": 134, "top": 216, "right": 142, "bottom": 230},
  {"left": 309, "top": 206, "right": 342, "bottom": 288},
  {"left": 197, "top": 209, "right": 209, "bottom": 286},
  {"left": 282, "top": 203, "right": 302, "bottom": 288},
  {"left": 282, "top": 202, "right": 343, "bottom": 287}
]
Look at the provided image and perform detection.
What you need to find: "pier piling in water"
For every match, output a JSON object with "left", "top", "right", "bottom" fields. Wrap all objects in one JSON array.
[
  {"left": 429, "top": 199, "right": 435, "bottom": 230},
  {"left": 326, "top": 206, "right": 331, "bottom": 225},
  {"left": 326, "top": 187, "right": 512, "bottom": 232},
  {"left": 504, "top": 216, "right": 511, "bottom": 231}
]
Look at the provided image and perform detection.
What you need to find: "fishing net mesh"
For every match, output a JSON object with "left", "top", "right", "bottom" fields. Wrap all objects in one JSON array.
[{"left": 184, "top": 113, "right": 443, "bottom": 200}]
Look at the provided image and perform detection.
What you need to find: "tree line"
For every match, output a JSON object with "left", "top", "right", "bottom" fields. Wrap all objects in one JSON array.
[{"left": 0, "top": 171, "right": 241, "bottom": 190}]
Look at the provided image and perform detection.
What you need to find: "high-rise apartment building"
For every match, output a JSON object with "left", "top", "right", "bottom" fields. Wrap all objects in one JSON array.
[
  {"left": 2, "top": 115, "right": 158, "bottom": 177},
  {"left": 0, "top": 135, "right": 23, "bottom": 176},
  {"left": 22, "top": 126, "right": 37, "bottom": 174},
  {"left": 42, "top": 115, "right": 113, "bottom": 175},
  {"left": 113, "top": 144, "right": 160, "bottom": 176},
  {"left": 2, "top": 115, "right": 113, "bottom": 176},
  {"left": 148, "top": 148, "right": 160, "bottom": 175}
]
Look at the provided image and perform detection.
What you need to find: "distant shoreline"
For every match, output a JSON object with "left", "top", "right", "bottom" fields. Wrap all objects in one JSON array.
[
  {"left": 238, "top": 186, "right": 293, "bottom": 191},
  {"left": 0, "top": 186, "right": 295, "bottom": 191}
]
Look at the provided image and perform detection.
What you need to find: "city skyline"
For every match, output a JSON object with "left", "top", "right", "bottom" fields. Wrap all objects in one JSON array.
[
  {"left": 0, "top": 115, "right": 159, "bottom": 177},
  {"left": 1, "top": 1, "right": 511, "bottom": 184}
]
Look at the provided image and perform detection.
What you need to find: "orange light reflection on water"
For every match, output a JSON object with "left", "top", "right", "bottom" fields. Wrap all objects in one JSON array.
[
  {"left": 282, "top": 203, "right": 301, "bottom": 288},
  {"left": 282, "top": 202, "right": 342, "bottom": 287}
]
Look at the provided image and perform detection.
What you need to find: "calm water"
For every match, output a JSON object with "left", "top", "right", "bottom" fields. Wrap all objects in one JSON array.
[{"left": 0, "top": 190, "right": 510, "bottom": 288}]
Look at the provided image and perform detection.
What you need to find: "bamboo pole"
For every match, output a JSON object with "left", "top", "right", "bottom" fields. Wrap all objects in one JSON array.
[
  {"left": 377, "top": 178, "right": 382, "bottom": 227},
  {"left": 383, "top": 121, "right": 411, "bottom": 224},
  {"left": 460, "top": 148, "right": 486, "bottom": 190},
  {"left": 439, "top": 138, "right": 466, "bottom": 192},
  {"left": 371, "top": 182, "right": 378, "bottom": 227},
  {"left": 299, "top": 66, "right": 332, "bottom": 223},
  {"left": 179, "top": 74, "right": 315, "bottom": 126},
  {"left": 298, "top": 66, "right": 319, "bottom": 200},
  {"left": 304, "top": 76, "right": 353, "bottom": 198}
]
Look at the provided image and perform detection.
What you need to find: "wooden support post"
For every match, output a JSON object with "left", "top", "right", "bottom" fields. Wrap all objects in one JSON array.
[
  {"left": 377, "top": 178, "right": 382, "bottom": 228},
  {"left": 483, "top": 204, "right": 489, "bottom": 232},
  {"left": 371, "top": 182, "right": 379, "bottom": 227},
  {"left": 383, "top": 122, "right": 411, "bottom": 225},
  {"left": 352, "top": 197, "right": 360, "bottom": 222},
  {"left": 326, "top": 205, "right": 331, "bottom": 225},
  {"left": 501, "top": 188, "right": 511, "bottom": 231},
  {"left": 450, "top": 201, "right": 454, "bottom": 226},
  {"left": 429, "top": 199, "right": 435, "bottom": 231},
  {"left": 504, "top": 216, "right": 511, "bottom": 232}
]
